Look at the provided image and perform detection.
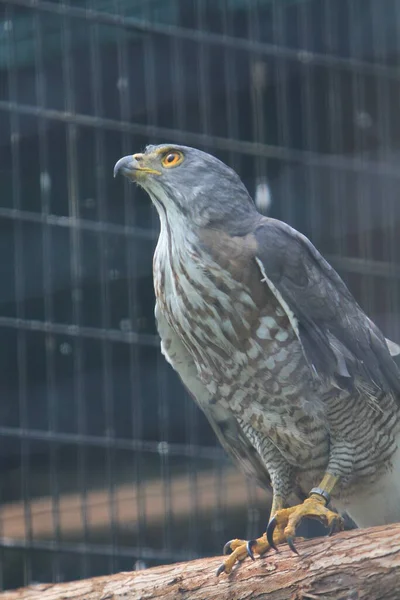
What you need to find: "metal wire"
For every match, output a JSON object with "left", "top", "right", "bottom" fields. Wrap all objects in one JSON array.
[
  {"left": 4, "top": 98, "right": 400, "bottom": 180},
  {"left": 6, "top": 1, "right": 33, "bottom": 584},
  {"left": 0, "top": 425, "right": 227, "bottom": 459},
  {"left": 2, "top": 0, "right": 400, "bottom": 79}
]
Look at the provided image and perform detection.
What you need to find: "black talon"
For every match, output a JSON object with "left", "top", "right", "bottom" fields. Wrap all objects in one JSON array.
[
  {"left": 216, "top": 564, "right": 226, "bottom": 577},
  {"left": 266, "top": 517, "right": 279, "bottom": 551},
  {"left": 287, "top": 535, "right": 299, "bottom": 555},
  {"left": 328, "top": 518, "right": 339, "bottom": 537},
  {"left": 246, "top": 540, "right": 256, "bottom": 561},
  {"left": 222, "top": 540, "right": 234, "bottom": 555}
]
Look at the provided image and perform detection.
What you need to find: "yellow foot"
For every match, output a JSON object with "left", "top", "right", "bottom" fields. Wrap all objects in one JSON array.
[
  {"left": 216, "top": 528, "right": 288, "bottom": 576},
  {"left": 216, "top": 534, "right": 268, "bottom": 576},
  {"left": 266, "top": 495, "right": 344, "bottom": 554}
]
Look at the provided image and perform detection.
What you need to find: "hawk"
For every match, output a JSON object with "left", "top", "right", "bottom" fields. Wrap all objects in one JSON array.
[{"left": 114, "top": 145, "right": 400, "bottom": 575}]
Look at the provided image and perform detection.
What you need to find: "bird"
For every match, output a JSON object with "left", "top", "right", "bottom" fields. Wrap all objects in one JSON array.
[{"left": 114, "top": 144, "right": 400, "bottom": 576}]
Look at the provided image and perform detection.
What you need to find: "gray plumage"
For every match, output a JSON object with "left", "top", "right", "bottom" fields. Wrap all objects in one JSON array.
[{"left": 114, "top": 144, "right": 400, "bottom": 529}]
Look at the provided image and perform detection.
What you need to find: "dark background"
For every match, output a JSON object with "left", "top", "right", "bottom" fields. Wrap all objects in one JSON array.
[{"left": 0, "top": 0, "right": 400, "bottom": 590}]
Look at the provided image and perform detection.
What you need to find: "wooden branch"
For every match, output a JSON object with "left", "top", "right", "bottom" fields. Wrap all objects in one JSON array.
[{"left": 1, "top": 524, "right": 400, "bottom": 600}]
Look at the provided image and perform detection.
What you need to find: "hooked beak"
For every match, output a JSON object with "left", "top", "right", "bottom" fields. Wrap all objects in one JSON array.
[{"left": 113, "top": 155, "right": 161, "bottom": 180}]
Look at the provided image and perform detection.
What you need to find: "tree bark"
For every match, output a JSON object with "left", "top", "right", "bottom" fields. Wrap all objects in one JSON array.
[{"left": 1, "top": 524, "right": 399, "bottom": 600}]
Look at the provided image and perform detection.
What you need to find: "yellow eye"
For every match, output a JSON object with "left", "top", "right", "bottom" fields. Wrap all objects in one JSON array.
[{"left": 161, "top": 151, "right": 183, "bottom": 168}]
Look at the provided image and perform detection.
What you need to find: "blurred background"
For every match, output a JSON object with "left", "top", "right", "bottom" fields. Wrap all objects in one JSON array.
[{"left": 0, "top": 0, "right": 400, "bottom": 591}]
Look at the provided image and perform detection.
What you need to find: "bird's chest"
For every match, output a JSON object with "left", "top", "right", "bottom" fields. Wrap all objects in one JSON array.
[
  {"left": 154, "top": 243, "right": 303, "bottom": 404},
  {"left": 154, "top": 247, "right": 253, "bottom": 361}
]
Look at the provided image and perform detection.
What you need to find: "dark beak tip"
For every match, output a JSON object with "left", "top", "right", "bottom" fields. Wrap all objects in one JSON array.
[{"left": 113, "top": 155, "right": 133, "bottom": 179}]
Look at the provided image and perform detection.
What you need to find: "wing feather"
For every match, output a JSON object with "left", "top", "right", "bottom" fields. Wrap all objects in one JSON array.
[{"left": 254, "top": 218, "right": 400, "bottom": 398}]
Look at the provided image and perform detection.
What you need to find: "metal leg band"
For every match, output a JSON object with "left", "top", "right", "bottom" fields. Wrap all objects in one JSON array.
[{"left": 309, "top": 487, "right": 331, "bottom": 505}]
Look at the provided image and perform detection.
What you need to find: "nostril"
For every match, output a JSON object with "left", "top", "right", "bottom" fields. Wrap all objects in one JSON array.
[{"left": 133, "top": 153, "right": 143, "bottom": 161}]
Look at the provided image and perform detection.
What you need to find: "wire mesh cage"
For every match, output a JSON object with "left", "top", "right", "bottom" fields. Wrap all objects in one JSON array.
[{"left": 0, "top": 0, "right": 400, "bottom": 590}]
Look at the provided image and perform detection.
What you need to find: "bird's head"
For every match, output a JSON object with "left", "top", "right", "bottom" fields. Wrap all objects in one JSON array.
[{"left": 114, "top": 144, "right": 258, "bottom": 232}]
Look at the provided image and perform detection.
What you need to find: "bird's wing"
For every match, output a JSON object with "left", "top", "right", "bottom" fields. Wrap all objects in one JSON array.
[
  {"left": 155, "top": 303, "right": 272, "bottom": 491},
  {"left": 253, "top": 218, "right": 400, "bottom": 398}
]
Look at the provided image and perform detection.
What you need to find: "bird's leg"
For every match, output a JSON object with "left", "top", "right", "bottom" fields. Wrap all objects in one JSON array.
[
  {"left": 216, "top": 493, "right": 287, "bottom": 576},
  {"left": 266, "top": 440, "right": 354, "bottom": 553},
  {"left": 221, "top": 494, "right": 286, "bottom": 554},
  {"left": 266, "top": 473, "right": 344, "bottom": 553},
  {"left": 217, "top": 440, "right": 295, "bottom": 575}
]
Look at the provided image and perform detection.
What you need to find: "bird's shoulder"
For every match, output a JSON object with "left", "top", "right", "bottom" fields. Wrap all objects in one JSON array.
[
  {"left": 253, "top": 217, "right": 349, "bottom": 296},
  {"left": 197, "top": 225, "right": 268, "bottom": 305}
]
